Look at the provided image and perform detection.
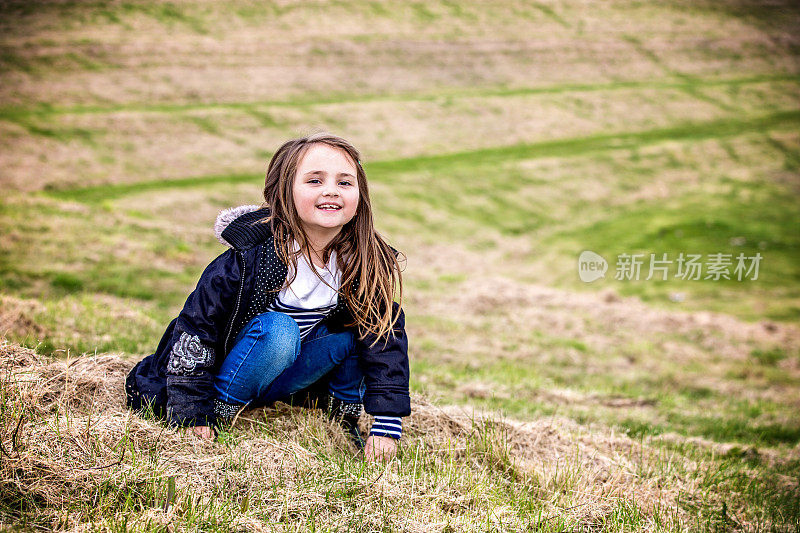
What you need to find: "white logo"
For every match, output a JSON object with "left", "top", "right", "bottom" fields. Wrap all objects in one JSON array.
[{"left": 578, "top": 250, "right": 607, "bottom": 283}]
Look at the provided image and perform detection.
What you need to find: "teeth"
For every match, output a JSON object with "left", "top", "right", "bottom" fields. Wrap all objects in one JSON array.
[{"left": 317, "top": 204, "right": 341, "bottom": 210}]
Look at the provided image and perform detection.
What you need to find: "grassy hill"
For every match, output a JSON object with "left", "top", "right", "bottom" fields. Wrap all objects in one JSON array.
[{"left": 1, "top": 1, "right": 799, "bottom": 530}]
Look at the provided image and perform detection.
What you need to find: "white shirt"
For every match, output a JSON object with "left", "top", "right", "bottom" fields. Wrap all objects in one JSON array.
[{"left": 269, "top": 241, "right": 341, "bottom": 339}]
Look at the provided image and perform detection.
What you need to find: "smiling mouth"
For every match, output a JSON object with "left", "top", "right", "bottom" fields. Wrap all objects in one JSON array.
[{"left": 316, "top": 204, "right": 342, "bottom": 211}]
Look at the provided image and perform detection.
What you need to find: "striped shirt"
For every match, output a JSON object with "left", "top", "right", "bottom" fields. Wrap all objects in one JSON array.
[
  {"left": 369, "top": 416, "right": 403, "bottom": 439},
  {"left": 269, "top": 297, "right": 337, "bottom": 340}
]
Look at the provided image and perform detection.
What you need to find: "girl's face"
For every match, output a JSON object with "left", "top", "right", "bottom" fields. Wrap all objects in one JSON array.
[{"left": 292, "top": 143, "right": 360, "bottom": 242}]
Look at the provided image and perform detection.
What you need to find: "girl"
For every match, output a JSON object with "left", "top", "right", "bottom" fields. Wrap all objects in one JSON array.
[{"left": 126, "top": 133, "right": 409, "bottom": 462}]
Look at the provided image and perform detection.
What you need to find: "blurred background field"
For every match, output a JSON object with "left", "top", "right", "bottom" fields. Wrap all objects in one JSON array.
[{"left": 1, "top": 1, "right": 799, "bottom": 530}]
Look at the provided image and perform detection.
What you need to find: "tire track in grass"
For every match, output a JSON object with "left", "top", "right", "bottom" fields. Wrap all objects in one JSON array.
[
  {"left": 43, "top": 109, "right": 800, "bottom": 204},
  {"left": 364, "top": 110, "right": 800, "bottom": 174},
  {"left": 621, "top": 34, "right": 742, "bottom": 113},
  {"left": 1, "top": 73, "right": 796, "bottom": 122}
]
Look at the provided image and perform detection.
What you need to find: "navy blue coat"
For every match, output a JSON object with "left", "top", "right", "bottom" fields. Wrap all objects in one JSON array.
[{"left": 125, "top": 207, "right": 411, "bottom": 427}]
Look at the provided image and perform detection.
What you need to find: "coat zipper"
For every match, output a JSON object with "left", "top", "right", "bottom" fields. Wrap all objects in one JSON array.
[{"left": 223, "top": 250, "right": 246, "bottom": 355}]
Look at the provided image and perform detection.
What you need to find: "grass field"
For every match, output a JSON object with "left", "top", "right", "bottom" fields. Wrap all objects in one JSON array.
[{"left": 1, "top": 1, "right": 799, "bottom": 531}]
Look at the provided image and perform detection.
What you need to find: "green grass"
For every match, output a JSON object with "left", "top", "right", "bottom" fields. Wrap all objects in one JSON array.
[
  {"left": 40, "top": 173, "right": 257, "bottom": 201},
  {"left": 540, "top": 176, "right": 800, "bottom": 319},
  {"left": 412, "top": 349, "right": 800, "bottom": 447},
  {"left": 750, "top": 347, "right": 788, "bottom": 365}
]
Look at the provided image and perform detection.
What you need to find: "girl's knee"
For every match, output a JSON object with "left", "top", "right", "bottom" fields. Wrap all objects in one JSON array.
[
  {"left": 244, "top": 312, "right": 300, "bottom": 364},
  {"left": 249, "top": 311, "right": 297, "bottom": 332},
  {"left": 252, "top": 311, "right": 298, "bottom": 336}
]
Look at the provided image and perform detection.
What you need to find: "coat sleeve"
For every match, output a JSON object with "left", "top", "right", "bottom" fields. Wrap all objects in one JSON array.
[
  {"left": 358, "top": 302, "right": 411, "bottom": 417},
  {"left": 165, "top": 248, "right": 241, "bottom": 427}
]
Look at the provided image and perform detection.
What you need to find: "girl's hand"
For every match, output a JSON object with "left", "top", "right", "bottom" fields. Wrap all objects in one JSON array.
[
  {"left": 364, "top": 435, "right": 397, "bottom": 462},
  {"left": 190, "top": 425, "right": 214, "bottom": 440}
]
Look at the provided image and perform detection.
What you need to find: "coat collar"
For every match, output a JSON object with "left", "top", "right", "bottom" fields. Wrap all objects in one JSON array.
[{"left": 215, "top": 205, "right": 273, "bottom": 250}]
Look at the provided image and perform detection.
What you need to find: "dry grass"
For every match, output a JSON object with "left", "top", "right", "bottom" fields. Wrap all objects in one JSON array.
[
  {"left": 3, "top": 1, "right": 783, "bottom": 108},
  {"left": 0, "top": 295, "right": 47, "bottom": 341},
  {"left": 0, "top": 339, "right": 721, "bottom": 531},
  {"left": 3, "top": 337, "right": 796, "bottom": 530}
]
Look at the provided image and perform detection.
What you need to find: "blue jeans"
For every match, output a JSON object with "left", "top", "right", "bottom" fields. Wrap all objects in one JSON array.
[{"left": 213, "top": 312, "right": 365, "bottom": 407}]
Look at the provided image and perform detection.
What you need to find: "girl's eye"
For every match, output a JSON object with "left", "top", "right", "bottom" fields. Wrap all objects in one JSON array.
[{"left": 305, "top": 177, "right": 353, "bottom": 186}]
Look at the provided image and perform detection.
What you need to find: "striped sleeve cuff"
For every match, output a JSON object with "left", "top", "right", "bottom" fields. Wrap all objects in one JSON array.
[{"left": 368, "top": 416, "right": 402, "bottom": 439}]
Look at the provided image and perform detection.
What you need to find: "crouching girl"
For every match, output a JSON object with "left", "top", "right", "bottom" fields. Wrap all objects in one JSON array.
[{"left": 126, "top": 133, "right": 409, "bottom": 462}]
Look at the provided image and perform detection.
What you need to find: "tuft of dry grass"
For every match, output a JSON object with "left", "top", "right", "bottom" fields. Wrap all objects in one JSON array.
[{"left": 0, "top": 295, "right": 47, "bottom": 340}]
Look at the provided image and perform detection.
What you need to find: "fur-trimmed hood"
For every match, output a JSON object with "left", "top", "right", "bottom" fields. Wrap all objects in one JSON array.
[{"left": 214, "top": 205, "right": 262, "bottom": 248}]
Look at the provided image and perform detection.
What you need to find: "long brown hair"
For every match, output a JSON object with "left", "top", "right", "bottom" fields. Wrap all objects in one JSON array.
[{"left": 262, "top": 132, "right": 404, "bottom": 345}]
